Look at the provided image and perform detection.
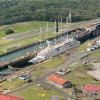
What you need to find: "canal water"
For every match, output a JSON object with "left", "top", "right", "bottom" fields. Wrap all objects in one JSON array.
[{"left": 0, "top": 33, "right": 70, "bottom": 62}]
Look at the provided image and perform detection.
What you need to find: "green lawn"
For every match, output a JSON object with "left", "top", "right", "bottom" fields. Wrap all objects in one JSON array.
[
  {"left": 17, "top": 31, "right": 56, "bottom": 46},
  {"left": 90, "top": 50, "right": 100, "bottom": 57},
  {"left": 76, "top": 42, "right": 89, "bottom": 52},
  {"left": 32, "top": 55, "right": 66, "bottom": 78},
  {"left": 0, "top": 18, "right": 100, "bottom": 38},
  {"left": 0, "top": 78, "right": 25, "bottom": 90},
  {"left": 39, "top": 56, "right": 65, "bottom": 69},
  {"left": 0, "top": 21, "right": 54, "bottom": 38},
  {"left": 0, "top": 31, "right": 58, "bottom": 54},
  {"left": 15, "top": 85, "right": 62, "bottom": 100},
  {"left": 64, "top": 64, "right": 100, "bottom": 86}
]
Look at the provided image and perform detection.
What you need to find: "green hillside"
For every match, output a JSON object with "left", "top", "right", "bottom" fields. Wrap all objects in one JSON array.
[{"left": 0, "top": 0, "right": 100, "bottom": 25}]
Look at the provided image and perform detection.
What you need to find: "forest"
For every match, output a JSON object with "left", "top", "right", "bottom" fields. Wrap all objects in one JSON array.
[{"left": 0, "top": 0, "right": 100, "bottom": 25}]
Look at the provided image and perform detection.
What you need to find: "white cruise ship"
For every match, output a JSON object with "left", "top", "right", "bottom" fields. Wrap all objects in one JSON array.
[{"left": 29, "top": 38, "right": 80, "bottom": 63}]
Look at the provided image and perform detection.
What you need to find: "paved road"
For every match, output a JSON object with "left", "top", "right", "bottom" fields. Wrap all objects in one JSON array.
[{"left": 2, "top": 27, "right": 56, "bottom": 40}]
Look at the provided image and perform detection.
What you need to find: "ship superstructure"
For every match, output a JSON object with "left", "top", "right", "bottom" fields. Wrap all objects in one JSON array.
[{"left": 29, "top": 38, "right": 80, "bottom": 63}]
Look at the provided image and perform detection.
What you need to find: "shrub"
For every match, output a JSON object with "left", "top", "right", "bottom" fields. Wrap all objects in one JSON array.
[{"left": 5, "top": 29, "right": 15, "bottom": 35}]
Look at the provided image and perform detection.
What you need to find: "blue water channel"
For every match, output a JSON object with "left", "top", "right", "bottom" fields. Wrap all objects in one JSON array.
[{"left": 0, "top": 33, "right": 68, "bottom": 62}]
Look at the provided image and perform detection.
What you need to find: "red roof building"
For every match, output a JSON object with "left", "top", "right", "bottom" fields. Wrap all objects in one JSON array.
[
  {"left": 83, "top": 85, "right": 100, "bottom": 92},
  {"left": 0, "top": 94, "right": 24, "bottom": 100},
  {"left": 47, "top": 74, "right": 72, "bottom": 88}
]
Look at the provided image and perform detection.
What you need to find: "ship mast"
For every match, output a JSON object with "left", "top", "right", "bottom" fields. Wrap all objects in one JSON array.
[
  {"left": 69, "top": 12, "right": 72, "bottom": 23},
  {"left": 39, "top": 26, "right": 43, "bottom": 49},
  {"left": 54, "top": 20, "right": 57, "bottom": 45},
  {"left": 66, "top": 17, "right": 69, "bottom": 40},
  {"left": 66, "top": 12, "right": 72, "bottom": 40},
  {"left": 60, "top": 18, "right": 63, "bottom": 41},
  {"left": 46, "top": 22, "right": 52, "bottom": 48}
]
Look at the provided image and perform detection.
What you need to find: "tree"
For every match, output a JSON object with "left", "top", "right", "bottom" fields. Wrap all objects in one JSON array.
[
  {"left": 0, "top": 0, "right": 100, "bottom": 25},
  {"left": 5, "top": 29, "right": 15, "bottom": 35}
]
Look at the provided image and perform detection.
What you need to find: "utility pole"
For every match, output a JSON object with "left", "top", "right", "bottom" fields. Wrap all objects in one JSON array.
[
  {"left": 55, "top": 13, "right": 59, "bottom": 33},
  {"left": 54, "top": 13, "right": 59, "bottom": 44},
  {"left": 56, "top": 20, "right": 59, "bottom": 33}
]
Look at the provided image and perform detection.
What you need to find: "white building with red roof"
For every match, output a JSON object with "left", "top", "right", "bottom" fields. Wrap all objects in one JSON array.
[
  {"left": 47, "top": 74, "right": 72, "bottom": 88},
  {"left": 83, "top": 85, "right": 100, "bottom": 92}
]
